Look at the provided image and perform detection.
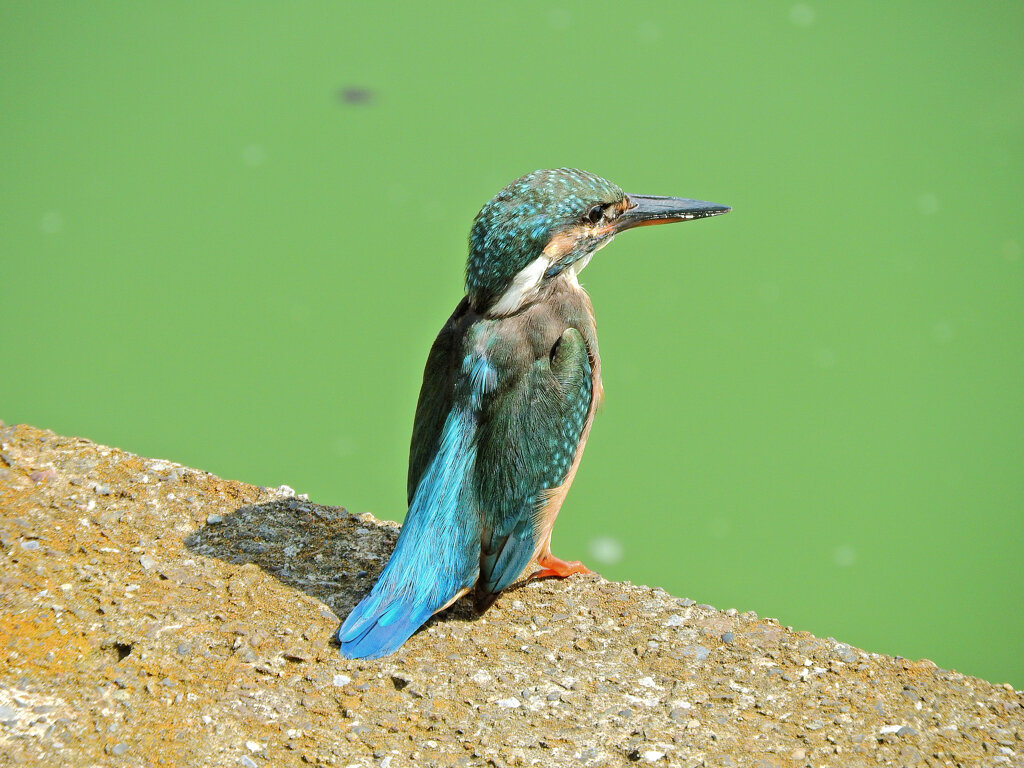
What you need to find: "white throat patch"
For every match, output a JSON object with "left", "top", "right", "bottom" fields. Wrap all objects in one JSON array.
[
  {"left": 488, "top": 235, "right": 613, "bottom": 316},
  {"left": 489, "top": 256, "right": 549, "bottom": 316}
]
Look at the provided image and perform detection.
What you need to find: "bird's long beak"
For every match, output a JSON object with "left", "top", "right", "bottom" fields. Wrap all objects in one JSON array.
[{"left": 615, "top": 194, "right": 731, "bottom": 232}]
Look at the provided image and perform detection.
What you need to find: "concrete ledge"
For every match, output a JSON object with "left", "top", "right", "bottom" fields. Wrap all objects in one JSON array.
[{"left": 1, "top": 423, "right": 1021, "bottom": 766}]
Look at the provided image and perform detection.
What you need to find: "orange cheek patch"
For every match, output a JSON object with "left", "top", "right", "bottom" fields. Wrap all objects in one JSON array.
[{"left": 541, "top": 229, "right": 580, "bottom": 260}]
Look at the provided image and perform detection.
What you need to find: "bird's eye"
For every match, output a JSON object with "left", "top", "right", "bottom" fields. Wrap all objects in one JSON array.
[{"left": 586, "top": 205, "right": 605, "bottom": 225}]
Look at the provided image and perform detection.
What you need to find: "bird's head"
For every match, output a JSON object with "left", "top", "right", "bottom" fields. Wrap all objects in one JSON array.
[{"left": 466, "top": 168, "right": 730, "bottom": 316}]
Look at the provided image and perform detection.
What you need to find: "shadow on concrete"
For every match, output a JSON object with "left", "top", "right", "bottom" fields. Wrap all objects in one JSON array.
[{"left": 183, "top": 498, "right": 483, "bottom": 642}]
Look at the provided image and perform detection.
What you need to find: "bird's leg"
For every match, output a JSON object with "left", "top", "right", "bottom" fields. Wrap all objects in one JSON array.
[{"left": 531, "top": 553, "right": 594, "bottom": 580}]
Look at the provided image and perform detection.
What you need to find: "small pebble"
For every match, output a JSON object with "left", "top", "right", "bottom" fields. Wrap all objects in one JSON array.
[
  {"left": 206, "top": 514, "right": 223, "bottom": 525},
  {"left": 496, "top": 698, "right": 520, "bottom": 708},
  {"left": 721, "top": 632, "right": 735, "bottom": 644},
  {"left": 111, "top": 743, "right": 130, "bottom": 756},
  {"left": 20, "top": 540, "right": 40, "bottom": 551},
  {"left": 139, "top": 555, "right": 156, "bottom": 570},
  {"left": 333, "top": 674, "right": 351, "bottom": 687},
  {"left": 239, "top": 757, "right": 257, "bottom": 768}
]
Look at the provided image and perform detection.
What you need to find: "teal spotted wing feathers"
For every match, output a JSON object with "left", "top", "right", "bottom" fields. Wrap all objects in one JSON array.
[{"left": 473, "top": 326, "right": 593, "bottom": 610}]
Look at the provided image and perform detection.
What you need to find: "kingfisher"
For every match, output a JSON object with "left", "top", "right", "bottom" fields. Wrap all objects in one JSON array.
[{"left": 338, "top": 168, "right": 730, "bottom": 659}]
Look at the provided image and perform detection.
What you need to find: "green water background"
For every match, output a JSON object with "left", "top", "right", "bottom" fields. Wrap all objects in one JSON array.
[{"left": 2, "top": 3, "right": 1022, "bottom": 685}]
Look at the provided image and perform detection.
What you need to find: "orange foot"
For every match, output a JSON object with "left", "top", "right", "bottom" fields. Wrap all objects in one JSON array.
[{"left": 531, "top": 553, "right": 595, "bottom": 580}]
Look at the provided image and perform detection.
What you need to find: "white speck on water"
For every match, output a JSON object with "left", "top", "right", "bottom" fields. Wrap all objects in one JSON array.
[
  {"left": 833, "top": 545, "right": 857, "bottom": 567},
  {"left": 636, "top": 21, "right": 661, "bottom": 42},
  {"left": 333, "top": 674, "right": 351, "bottom": 687},
  {"left": 388, "top": 184, "right": 411, "bottom": 206},
  {"left": 589, "top": 536, "right": 623, "bottom": 565},
  {"left": 496, "top": 697, "right": 521, "bottom": 708},
  {"left": 41, "top": 211, "right": 64, "bottom": 234},
  {"left": 917, "top": 193, "right": 940, "bottom": 215},
  {"left": 758, "top": 281, "right": 781, "bottom": 303},
  {"left": 789, "top": 4, "right": 815, "bottom": 26},
  {"left": 1002, "top": 239, "right": 1020, "bottom": 262},
  {"left": 932, "top": 321, "right": 954, "bottom": 343},
  {"left": 815, "top": 347, "right": 837, "bottom": 368},
  {"left": 547, "top": 8, "right": 572, "bottom": 29},
  {"left": 242, "top": 144, "right": 266, "bottom": 167},
  {"left": 423, "top": 198, "right": 444, "bottom": 222},
  {"left": 707, "top": 517, "right": 731, "bottom": 539}
]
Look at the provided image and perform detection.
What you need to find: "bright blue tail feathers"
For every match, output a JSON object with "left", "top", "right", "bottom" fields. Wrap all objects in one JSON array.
[
  {"left": 337, "top": 592, "right": 436, "bottom": 660},
  {"left": 337, "top": 408, "right": 481, "bottom": 659}
]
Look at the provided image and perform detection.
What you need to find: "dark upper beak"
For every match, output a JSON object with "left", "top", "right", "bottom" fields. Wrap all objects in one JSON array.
[{"left": 614, "top": 194, "right": 731, "bottom": 232}]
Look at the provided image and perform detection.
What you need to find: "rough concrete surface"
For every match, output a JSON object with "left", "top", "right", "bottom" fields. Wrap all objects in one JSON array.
[{"left": 0, "top": 423, "right": 1021, "bottom": 767}]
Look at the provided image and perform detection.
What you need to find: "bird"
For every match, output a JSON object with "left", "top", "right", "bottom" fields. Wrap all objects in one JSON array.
[{"left": 337, "top": 168, "right": 730, "bottom": 659}]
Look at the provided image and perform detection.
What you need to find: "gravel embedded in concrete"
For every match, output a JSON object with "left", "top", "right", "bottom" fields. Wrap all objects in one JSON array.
[{"left": 0, "top": 423, "right": 1021, "bottom": 767}]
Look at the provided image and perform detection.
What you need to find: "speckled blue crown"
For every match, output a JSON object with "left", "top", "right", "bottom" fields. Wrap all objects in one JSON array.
[{"left": 466, "top": 169, "right": 624, "bottom": 308}]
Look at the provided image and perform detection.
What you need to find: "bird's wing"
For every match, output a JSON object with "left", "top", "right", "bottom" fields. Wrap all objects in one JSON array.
[
  {"left": 407, "top": 298, "right": 471, "bottom": 505},
  {"left": 339, "top": 299, "right": 484, "bottom": 659},
  {"left": 473, "top": 326, "right": 593, "bottom": 607}
]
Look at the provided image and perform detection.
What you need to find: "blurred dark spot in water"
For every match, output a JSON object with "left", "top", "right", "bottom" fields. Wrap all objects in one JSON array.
[{"left": 338, "top": 87, "right": 373, "bottom": 105}]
